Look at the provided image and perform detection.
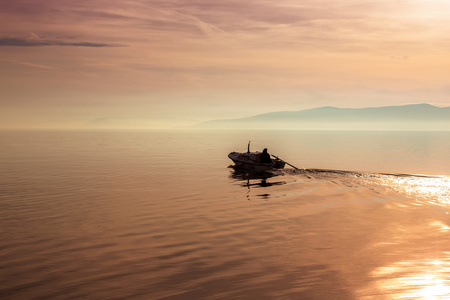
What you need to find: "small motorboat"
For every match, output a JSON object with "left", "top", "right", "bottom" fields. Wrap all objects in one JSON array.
[{"left": 228, "top": 142, "right": 285, "bottom": 173}]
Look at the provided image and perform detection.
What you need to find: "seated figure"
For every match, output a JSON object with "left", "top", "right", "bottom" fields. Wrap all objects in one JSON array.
[{"left": 260, "top": 148, "right": 272, "bottom": 164}]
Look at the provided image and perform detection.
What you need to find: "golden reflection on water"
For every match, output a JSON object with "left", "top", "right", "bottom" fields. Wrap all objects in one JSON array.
[
  {"left": 369, "top": 175, "right": 450, "bottom": 208},
  {"left": 353, "top": 174, "right": 450, "bottom": 299},
  {"left": 372, "top": 256, "right": 450, "bottom": 299}
]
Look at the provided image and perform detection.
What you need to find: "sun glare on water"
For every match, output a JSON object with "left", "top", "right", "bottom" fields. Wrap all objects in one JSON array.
[
  {"left": 373, "top": 175, "right": 450, "bottom": 209},
  {"left": 370, "top": 258, "right": 450, "bottom": 299},
  {"left": 357, "top": 174, "right": 450, "bottom": 298}
]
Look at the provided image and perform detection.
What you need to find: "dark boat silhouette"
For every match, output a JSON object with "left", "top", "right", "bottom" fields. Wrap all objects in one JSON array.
[{"left": 228, "top": 142, "right": 285, "bottom": 173}]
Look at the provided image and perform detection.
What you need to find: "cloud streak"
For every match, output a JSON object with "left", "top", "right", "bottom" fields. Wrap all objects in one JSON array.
[{"left": 0, "top": 37, "right": 123, "bottom": 47}]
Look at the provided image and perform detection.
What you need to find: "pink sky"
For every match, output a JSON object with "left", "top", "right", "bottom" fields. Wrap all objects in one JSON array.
[{"left": 1, "top": 0, "right": 450, "bottom": 128}]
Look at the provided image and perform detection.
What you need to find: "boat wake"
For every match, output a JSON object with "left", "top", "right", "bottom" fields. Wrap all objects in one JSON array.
[
  {"left": 228, "top": 163, "right": 450, "bottom": 209},
  {"left": 284, "top": 167, "right": 450, "bottom": 210}
]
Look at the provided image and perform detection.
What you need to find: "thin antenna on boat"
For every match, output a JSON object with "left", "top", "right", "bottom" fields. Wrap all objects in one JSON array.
[{"left": 247, "top": 141, "right": 251, "bottom": 153}]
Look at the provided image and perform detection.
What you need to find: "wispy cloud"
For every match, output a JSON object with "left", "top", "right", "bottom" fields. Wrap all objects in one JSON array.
[
  {"left": 1, "top": 0, "right": 443, "bottom": 52},
  {"left": 0, "top": 37, "right": 123, "bottom": 47},
  {"left": 0, "top": 57, "right": 54, "bottom": 69}
]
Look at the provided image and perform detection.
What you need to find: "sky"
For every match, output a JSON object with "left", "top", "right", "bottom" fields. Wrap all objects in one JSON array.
[{"left": 1, "top": 0, "right": 450, "bottom": 129}]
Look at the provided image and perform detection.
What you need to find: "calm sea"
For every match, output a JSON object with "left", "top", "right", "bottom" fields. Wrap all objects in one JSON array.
[{"left": 1, "top": 130, "right": 449, "bottom": 299}]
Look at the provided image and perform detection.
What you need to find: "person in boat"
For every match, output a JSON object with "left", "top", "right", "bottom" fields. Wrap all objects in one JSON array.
[{"left": 260, "top": 148, "right": 272, "bottom": 164}]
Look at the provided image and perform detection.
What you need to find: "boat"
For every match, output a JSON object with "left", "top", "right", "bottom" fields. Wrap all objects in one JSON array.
[{"left": 228, "top": 142, "right": 285, "bottom": 173}]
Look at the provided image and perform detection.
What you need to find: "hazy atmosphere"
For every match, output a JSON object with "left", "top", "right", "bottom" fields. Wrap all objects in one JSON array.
[
  {"left": 1, "top": 0, "right": 450, "bottom": 129},
  {"left": 2, "top": 2, "right": 450, "bottom": 299}
]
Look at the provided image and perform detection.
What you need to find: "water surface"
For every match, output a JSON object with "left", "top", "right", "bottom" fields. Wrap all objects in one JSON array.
[{"left": 0, "top": 130, "right": 449, "bottom": 299}]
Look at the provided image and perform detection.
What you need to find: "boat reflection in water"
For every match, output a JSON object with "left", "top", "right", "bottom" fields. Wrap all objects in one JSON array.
[{"left": 229, "top": 166, "right": 286, "bottom": 200}]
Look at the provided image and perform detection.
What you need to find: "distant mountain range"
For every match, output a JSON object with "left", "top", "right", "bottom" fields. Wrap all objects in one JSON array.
[{"left": 196, "top": 104, "right": 450, "bottom": 131}]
